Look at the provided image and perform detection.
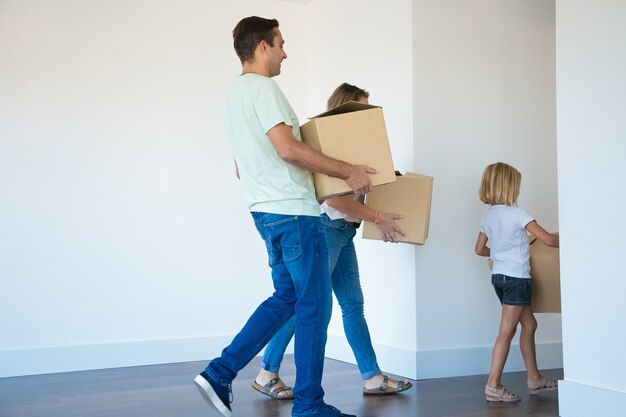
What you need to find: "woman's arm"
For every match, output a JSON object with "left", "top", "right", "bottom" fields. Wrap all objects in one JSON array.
[{"left": 326, "top": 196, "right": 405, "bottom": 243}]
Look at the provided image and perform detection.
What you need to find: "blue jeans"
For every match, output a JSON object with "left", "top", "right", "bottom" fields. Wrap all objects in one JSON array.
[
  {"left": 205, "top": 213, "right": 332, "bottom": 416},
  {"left": 261, "top": 214, "right": 381, "bottom": 380}
]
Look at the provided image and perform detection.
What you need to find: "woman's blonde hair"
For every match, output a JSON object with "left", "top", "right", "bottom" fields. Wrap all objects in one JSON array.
[
  {"left": 479, "top": 162, "right": 522, "bottom": 206},
  {"left": 327, "top": 83, "right": 369, "bottom": 111}
]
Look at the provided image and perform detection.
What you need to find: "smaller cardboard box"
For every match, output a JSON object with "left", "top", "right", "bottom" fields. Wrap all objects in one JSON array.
[
  {"left": 300, "top": 101, "right": 396, "bottom": 200},
  {"left": 529, "top": 235, "right": 561, "bottom": 313},
  {"left": 362, "top": 172, "right": 433, "bottom": 245}
]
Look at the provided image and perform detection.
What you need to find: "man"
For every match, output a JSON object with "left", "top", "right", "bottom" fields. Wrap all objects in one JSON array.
[{"left": 193, "top": 16, "right": 375, "bottom": 417}]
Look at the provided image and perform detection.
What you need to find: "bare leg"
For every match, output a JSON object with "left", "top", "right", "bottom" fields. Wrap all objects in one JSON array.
[
  {"left": 486, "top": 305, "right": 524, "bottom": 390},
  {"left": 518, "top": 306, "right": 541, "bottom": 381}
]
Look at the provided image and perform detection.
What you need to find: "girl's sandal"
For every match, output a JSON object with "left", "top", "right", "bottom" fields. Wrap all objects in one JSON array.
[
  {"left": 485, "top": 384, "right": 521, "bottom": 402},
  {"left": 527, "top": 377, "right": 558, "bottom": 394}
]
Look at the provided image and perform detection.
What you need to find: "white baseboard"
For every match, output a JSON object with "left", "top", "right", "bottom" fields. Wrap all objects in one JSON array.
[
  {"left": 324, "top": 333, "right": 417, "bottom": 379},
  {"left": 325, "top": 334, "right": 562, "bottom": 381},
  {"left": 415, "top": 341, "right": 563, "bottom": 379},
  {"left": 1, "top": 336, "right": 562, "bottom": 382},
  {"left": 559, "top": 380, "right": 626, "bottom": 417},
  {"left": 0, "top": 335, "right": 233, "bottom": 378}
]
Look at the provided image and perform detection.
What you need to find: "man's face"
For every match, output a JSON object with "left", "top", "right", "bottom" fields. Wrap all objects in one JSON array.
[{"left": 266, "top": 29, "right": 287, "bottom": 77}]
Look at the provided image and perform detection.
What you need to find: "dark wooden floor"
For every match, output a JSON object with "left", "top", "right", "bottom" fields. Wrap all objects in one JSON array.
[{"left": 0, "top": 355, "right": 561, "bottom": 417}]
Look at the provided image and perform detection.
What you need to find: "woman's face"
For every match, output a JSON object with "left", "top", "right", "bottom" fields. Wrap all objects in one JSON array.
[{"left": 357, "top": 95, "right": 369, "bottom": 104}]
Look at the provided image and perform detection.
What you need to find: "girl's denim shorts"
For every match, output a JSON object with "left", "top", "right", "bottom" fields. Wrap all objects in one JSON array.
[{"left": 491, "top": 274, "right": 532, "bottom": 306}]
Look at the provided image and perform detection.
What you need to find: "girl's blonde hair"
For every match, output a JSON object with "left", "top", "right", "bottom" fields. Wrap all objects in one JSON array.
[
  {"left": 479, "top": 162, "right": 522, "bottom": 206},
  {"left": 327, "top": 83, "right": 369, "bottom": 111}
]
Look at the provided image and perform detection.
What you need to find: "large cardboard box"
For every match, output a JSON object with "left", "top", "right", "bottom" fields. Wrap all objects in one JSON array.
[
  {"left": 529, "top": 235, "right": 561, "bottom": 313},
  {"left": 300, "top": 101, "right": 396, "bottom": 200},
  {"left": 361, "top": 172, "right": 433, "bottom": 245}
]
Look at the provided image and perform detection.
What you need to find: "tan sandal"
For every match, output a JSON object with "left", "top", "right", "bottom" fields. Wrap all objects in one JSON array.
[
  {"left": 527, "top": 377, "right": 558, "bottom": 394},
  {"left": 363, "top": 376, "right": 413, "bottom": 395},
  {"left": 485, "top": 384, "right": 521, "bottom": 402},
  {"left": 252, "top": 377, "right": 294, "bottom": 400}
]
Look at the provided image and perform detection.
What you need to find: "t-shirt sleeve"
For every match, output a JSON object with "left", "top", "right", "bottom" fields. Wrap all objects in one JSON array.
[
  {"left": 517, "top": 207, "right": 535, "bottom": 228},
  {"left": 254, "top": 80, "right": 294, "bottom": 134}
]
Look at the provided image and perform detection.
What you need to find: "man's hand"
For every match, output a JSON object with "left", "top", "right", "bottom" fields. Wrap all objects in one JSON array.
[
  {"left": 345, "top": 165, "right": 377, "bottom": 196},
  {"left": 376, "top": 212, "right": 406, "bottom": 243}
]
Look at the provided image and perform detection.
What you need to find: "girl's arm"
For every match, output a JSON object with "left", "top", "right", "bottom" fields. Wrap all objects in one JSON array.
[
  {"left": 475, "top": 232, "right": 490, "bottom": 257},
  {"left": 525, "top": 220, "right": 559, "bottom": 248}
]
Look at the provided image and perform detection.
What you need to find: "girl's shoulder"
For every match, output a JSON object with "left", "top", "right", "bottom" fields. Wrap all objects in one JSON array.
[
  {"left": 487, "top": 205, "right": 532, "bottom": 221},
  {"left": 511, "top": 205, "right": 532, "bottom": 217},
  {"left": 489, "top": 204, "right": 528, "bottom": 212}
]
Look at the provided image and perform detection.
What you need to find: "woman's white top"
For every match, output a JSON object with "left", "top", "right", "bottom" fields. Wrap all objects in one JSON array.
[{"left": 320, "top": 195, "right": 361, "bottom": 223}]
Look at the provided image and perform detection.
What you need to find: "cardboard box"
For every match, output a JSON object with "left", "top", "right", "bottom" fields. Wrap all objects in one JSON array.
[
  {"left": 361, "top": 172, "right": 433, "bottom": 245},
  {"left": 300, "top": 101, "right": 396, "bottom": 200},
  {"left": 529, "top": 235, "right": 561, "bottom": 313}
]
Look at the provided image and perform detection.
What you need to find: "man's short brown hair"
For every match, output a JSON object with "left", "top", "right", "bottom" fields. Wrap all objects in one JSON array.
[{"left": 232, "top": 16, "right": 279, "bottom": 64}]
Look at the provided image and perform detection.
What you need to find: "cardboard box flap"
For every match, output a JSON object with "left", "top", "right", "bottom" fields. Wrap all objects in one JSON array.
[{"left": 308, "top": 101, "right": 380, "bottom": 119}]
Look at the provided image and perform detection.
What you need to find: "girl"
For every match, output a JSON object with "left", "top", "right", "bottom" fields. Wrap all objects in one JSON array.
[{"left": 475, "top": 162, "right": 559, "bottom": 402}]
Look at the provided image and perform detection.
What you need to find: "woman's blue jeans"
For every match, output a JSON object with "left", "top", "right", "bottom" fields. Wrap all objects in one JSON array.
[
  {"left": 205, "top": 213, "right": 332, "bottom": 415},
  {"left": 261, "top": 214, "right": 381, "bottom": 380}
]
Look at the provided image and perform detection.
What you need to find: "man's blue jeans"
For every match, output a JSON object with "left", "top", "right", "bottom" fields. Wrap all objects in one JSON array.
[
  {"left": 261, "top": 214, "right": 381, "bottom": 380},
  {"left": 205, "top": 213, "right": 332, "bottom": 415}
]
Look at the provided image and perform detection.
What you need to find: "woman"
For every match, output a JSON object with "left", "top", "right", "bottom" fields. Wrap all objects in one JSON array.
[{"left": 252, "top": 83, "right": 413, "bottom": 399}]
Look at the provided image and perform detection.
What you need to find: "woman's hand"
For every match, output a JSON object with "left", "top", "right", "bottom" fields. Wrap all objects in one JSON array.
[{"left": 376, "top": 212, "right": 406, "bottom": 243}]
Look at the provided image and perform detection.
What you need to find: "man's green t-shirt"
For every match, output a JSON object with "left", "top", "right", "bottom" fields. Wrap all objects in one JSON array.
[{"left": 225, "top": 74, "right": 319, "bottom": 216}]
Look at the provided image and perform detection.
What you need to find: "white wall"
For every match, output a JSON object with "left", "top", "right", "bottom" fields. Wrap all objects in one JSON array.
[
  {"left": 412, "top": 0, "right": 561, "bottom": 378},
  {"left": 0, "top": 0, "right": 563, "bottom": 383},
  {"left": 0, "top": 0, "right": 418, "bottom": 378},
  {"left": 0, "top": 0, "right": 310, "bottom": 376},
  {"left": 556, "top": 1, "right": 626, "bottom": 415}
]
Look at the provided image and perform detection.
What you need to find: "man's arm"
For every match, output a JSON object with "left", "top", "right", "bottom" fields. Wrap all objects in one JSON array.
[{"left": 267, "top": 123, "right": 375, "bottom": 196}]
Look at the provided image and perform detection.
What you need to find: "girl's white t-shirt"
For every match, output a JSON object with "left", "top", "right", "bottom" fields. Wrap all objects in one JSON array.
[{"left": 480, "top": 205, "right": 534, "bottom": 278}]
